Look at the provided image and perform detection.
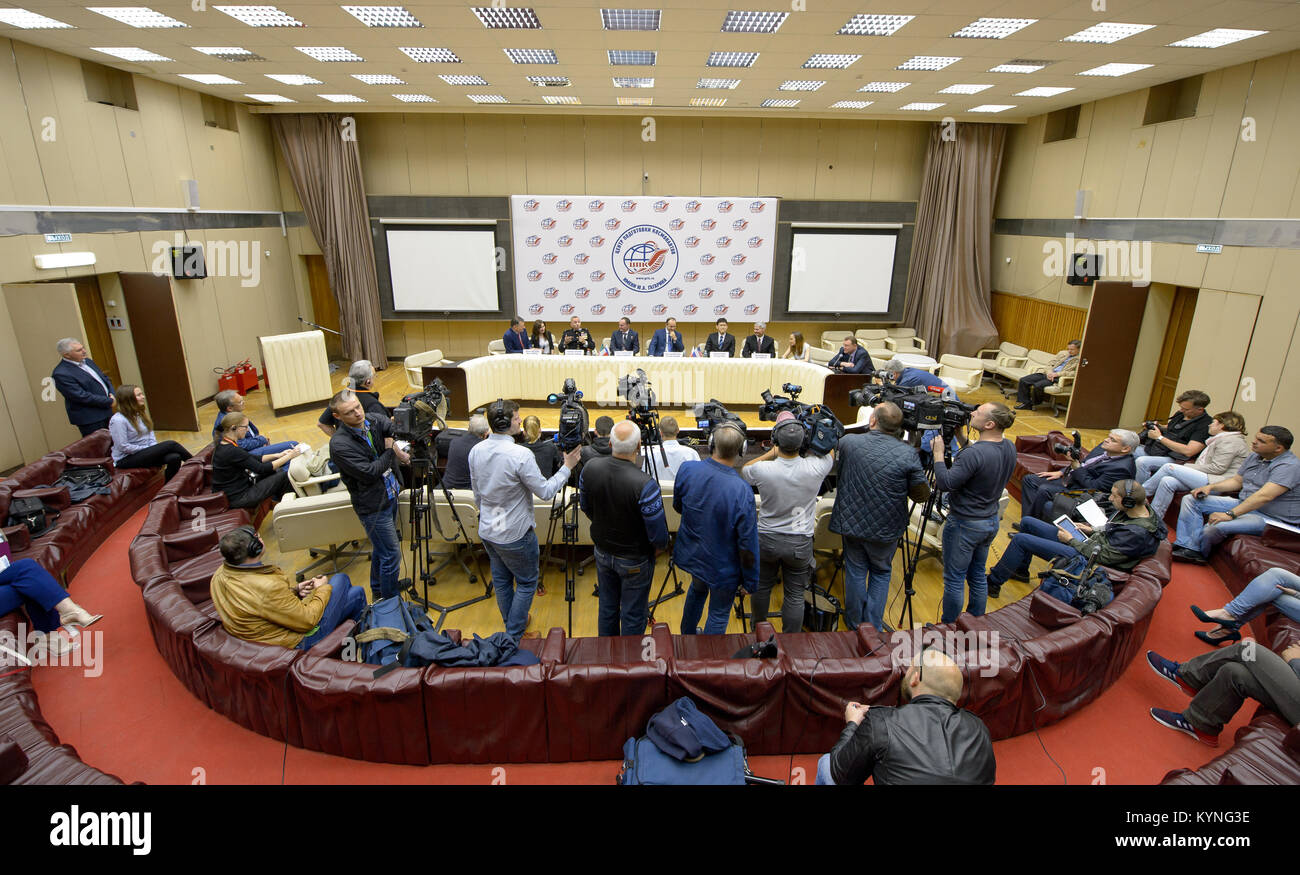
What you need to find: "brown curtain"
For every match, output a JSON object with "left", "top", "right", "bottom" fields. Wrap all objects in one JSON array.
[
  {"left": 271, "top": 114, "right": 386, "bottom": 368},
  {"left": 902, "top": 123, "right": 1007, "bottom": 358}
]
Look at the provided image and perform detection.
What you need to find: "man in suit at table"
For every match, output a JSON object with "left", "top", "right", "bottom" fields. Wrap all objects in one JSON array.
[
  {"left": 610, "top": 317, "right": 640, "bottom": 354},
  {"left": 648, "top": 318, "right": 685, "bottom": 357},
  {"left": 828, "top": 335, "right": 873, "bottom": 375},
  {"left": 705, "top": 318, "right": 736, "bottom": 357},
  {"left": 503, "top": 317, "right": 532, "bottom": 354},
  {"left": 742, "top": 322, "right": 777, "bottom": 358},
  {"left": 560, "top": 315, "right": 596, "bottom": 354},
  {"left": 51, "top": 337, "right": 116, "bottom": 436}
]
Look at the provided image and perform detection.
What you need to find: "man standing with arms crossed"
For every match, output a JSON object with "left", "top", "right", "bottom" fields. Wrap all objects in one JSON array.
[
  {"left": 470, "top": 399, "right": 581, "bottom": 639},
  {"left": 579, "top": 420, "right": 669, "bottom": 636}
]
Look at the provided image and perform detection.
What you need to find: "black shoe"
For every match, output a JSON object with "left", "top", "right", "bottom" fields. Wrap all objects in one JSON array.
[
  {"left": 1010, "top": 521, "right": 1022, "bottom": 532},
  {"left": 1014, "top": 403, "right": 1034, "bottom": 411},
  {"left": 987, "top": 582, "right": 1002, "bottom": 599},
  {"left": 1007, "top": 569, "right": 1031, "bottom": 583},
  {"left": 1171, "top": 546, "right": 1208, "bottom": 565},
  {"left": 1196, "top": 627, "right": 1243, "bottom": 647},
  {"left": 1190, "top": 604, "right": 1239, "bottom": 627}
]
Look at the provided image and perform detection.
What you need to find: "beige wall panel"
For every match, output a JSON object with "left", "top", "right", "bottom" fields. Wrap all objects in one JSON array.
[
  {"left": 358, "top": 115, "right": 411, "bottom": 196},
  {"left": 1077, "top": 92, "right": 1143, "bottom": 218},
  {"left": 1175, "top": 248, "right": 1211, "bottom": 289},
  {"left": 869, "top": 122, "right": 918, "bottom": 203},
  {"left": 1200, "top": 245, "right": 1242, "bottom": 291},
  {"left": 465, "top": 116, "right": 522, "bottom": 197},
  {"left": 644, "top": 117, "right": 703, "bottom": 197},
  {"left": 1027, "top": 138, "right": 1088, "bottom": 218},
  {"left": 86, "top": 103, "right": 133, "bottom": 208},
  {"left": 1145, "top": 242, "right": 1183, "bottom": 286},
  {"left": 1162, "top": 116, "right": 1213, "bottom": 219},
  {"left": 1114, "top": 128, "right": 1155, "bottom": 218},
  {"left": 1192, "top": 63, "right": 1254, "bottom": 218},
  {"left": 993, "top": 118, "right": 1038, "bottom": 219},
  {"left": 814, "top": 120, "right": 876, "bottom": 201},
  {"left": 402, "top": 114, "right": 472, "bottom": 197},
  {"left": 990, "top": 234, "right": 1021, "bottom": 291},
  {"left": 1011, "top": 236, "right": 1064, "bottom": 303},
  {"left": 46, "top": 51, "right": 112, "bottom": 207},
  {"left": 1228, "top": 248, "right": 1276, "bottom": 295},
  {"left": 1264, "top": 319, "right": 1300, "bottom": 429},
  {"left": 583, "top": 116, "right": 644, "bottom": 194},
  {"left": 382, "top": 321, "right": 406, "bottom": 360},
  {"left": 0, "top": 40, "right": 48, "bottom": 205},
  {"left": 0, "top": 235, "right": 40, "bottom": 285},
  {"left": 1246, "top": 54, "right": 1300, "bottom": 219},
  {"left": 135, "top": 81, "right": 193, "bottom": 210},
  {"left": 757, "top": 119, "right": 818, "bottom": 199},
  {"left": 1237, "top": 249, "right": 1300, "bottom": 427},
  {"left": 237, "top": 110, "right": 284, "bottom": 212},
  {"left": 1075, "top": 103, "right": 1094, "bottom": 139},
  {"left": 402, "top": 322, "right": 426, "bottom": 361},
  {"left": 2, "top": 282, "right": 85, "bottom": 451},
  {"left": 114, "top": 106, "right": 155, "bottom": 207},
  {"left": 1119, "top": 282, "right": 1175, "bottom": 427},
  {"left": 1196, "top": 69, "right": 1223, "bottom": 119},
  {"left": 523, "top": 116, "right": 587, "bottom": 193},
  {"left": 290, "top": 225, "right": 321, "bottom": 256},
  {"left": 13, "top": 42, "right": 78, "bottom": 205},
  {"left": 0, "top": 292, "right": 46, "bottom": 465},
  {"left": 97, "top": 271, "right": 141, "bottom": 387},
  {"left": 1221, "top": 54, "right": 1287, "bottom": 218},
  {"left": 275, "top": 149, "right": 304, "bottom": 213},
  {"left": 1177, "top": 289, "right": 1259, "bottom": 418},
  {"left": 700, "top": 118, "right": 761, "bottom": 195},
  {"left": 1057, "top": 284, "right": 1093, "bottom": 311},
  {"left": 1137, "top": 122, "right": 1183, "bottom": 218}
]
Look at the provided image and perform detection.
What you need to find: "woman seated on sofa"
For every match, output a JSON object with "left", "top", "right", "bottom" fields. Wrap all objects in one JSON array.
[
  {"left": 213, "top": 412, "right": 300, "bottom": 510},
  {"left": 0, "top": 557, "right": 101, "bottom": 657},
  {"left": 1189, "top": 567, "right": 1300, "bottom": 647},
  {"left": 109, "top": 384, "right": 192, "bottom": 481},
  {"left": 1141, "top": 411, "right": 1250, "bottom": 519}
]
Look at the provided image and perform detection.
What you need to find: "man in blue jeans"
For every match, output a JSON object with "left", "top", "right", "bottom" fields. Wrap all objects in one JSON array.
[
  {"left": 329, "top": 390, "right": 410, "bottom": 601},
  {"left": 470, "top": 399, "right": 581, "bottom": 639},
  {"left": 931, "top": 402, "right": 1017, "bottom": 623},
  {"left": 673, "top": 422, "right": 758, "bottom": 634},
  {"left": 579, "top": 420, "right": 669, "bottom": 635},
  {"left": 1171, "top": 425, "right": 1299, "bottom": 564}
]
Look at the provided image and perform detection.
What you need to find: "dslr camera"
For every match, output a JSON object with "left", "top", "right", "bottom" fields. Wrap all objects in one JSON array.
[
  {"left": 547, "top": 378, "right": 589, "bottom": 451},
  {"left": 1052, "top": 430, "right": 1084, "bottom": 461},
  {"left": 392, "top": 379, "right": 449, "bottom": 445},
  {"left": 758, "top": 384, "right": 842, "bottom": 456}
]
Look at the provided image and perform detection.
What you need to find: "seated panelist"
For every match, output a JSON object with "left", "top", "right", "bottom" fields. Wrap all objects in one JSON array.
[
  {"left": 704, "top": 318, "right": 736, "bottom": 357},
  {"left": 828, "top": 336, "right": 873, "bottom": 374},
  {"left": 560, "top": 315, "right": 595, "bottom": 354},
  {"left": 503, "top": 317, "right": 532, "bottom": 354},
  {"left": 741, "top": 322, "right": 777, "bottom": 358},
  {"left": 610, "top": 317, "right": 640, "bottom": 354},
  {"left": 648, "top": 318, "right": 685, "bottom": 357}
]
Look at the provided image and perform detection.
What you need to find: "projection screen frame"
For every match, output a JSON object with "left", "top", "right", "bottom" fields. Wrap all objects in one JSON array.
[{"left": 373, "top": 217, "right": 516, "bottom": 320}]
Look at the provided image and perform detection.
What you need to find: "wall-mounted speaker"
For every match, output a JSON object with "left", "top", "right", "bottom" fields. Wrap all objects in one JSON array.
[{"left": 1066, "top": 252, "right": 1102, "bottom": 286}]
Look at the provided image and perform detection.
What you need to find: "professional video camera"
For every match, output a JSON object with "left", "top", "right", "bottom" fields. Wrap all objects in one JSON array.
[
  {"left": 392, "top": 378, "right": 449, "bottom": 444},
  {"left": 617, "top": 368, "right": 656, "bottom": 414},
  {"left": 693, "top": 399, "right": 747, "bottom": 441},
  {"left": 758, "top": 384, "right": 842, "bottom": 456},
  {"left": 849, "top": 380, "right": 975, "bottom": 443},
  {"left": 548, "top": 378, "right": 589, "bottom": 452},
  {"left": 1053, "top": 429, "right": 1084, "bottom": 461}
]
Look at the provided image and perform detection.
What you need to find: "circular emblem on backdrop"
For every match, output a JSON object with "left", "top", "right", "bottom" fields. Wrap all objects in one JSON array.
[{"left": 612, "top": 224, "right": 678, "bottom": 293}]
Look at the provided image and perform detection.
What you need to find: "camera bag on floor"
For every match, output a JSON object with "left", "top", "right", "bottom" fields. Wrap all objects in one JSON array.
[
  {"left": 617, "top": 697, "right": 747, "bottom": 785},
  {"left": 353, "top": 595, "right": 434, "bottom": 677},
  {"left": 1039, "top": 564, "right": 1114, "bottom": 615}
]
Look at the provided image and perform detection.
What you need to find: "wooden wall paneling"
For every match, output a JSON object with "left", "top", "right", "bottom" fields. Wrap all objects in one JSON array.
[
  {"left": 97, "top": 271, "right": 142, "bottom": 387},
  {"left": 1193, "top": 62, "right": 1254, "bottom": 218},
  {"left": 1162, "top": 116, "right": 1213, "bottom": 219},
  {"left": 113, "top": 102, "right": 154, "bottom": 207},
  {"left": 2, "top": 282, "right": 85, "bottom": 450},
  {"left": 382, "top": 321, "right": 406, "bottom": 360},
  {"left": 1029, "top": 137, "right": 1089, "bottom": 218},
  {"left": 358, "top": 115, "right": 410, "bottom": 196},
  {"left": 1114, "top": 126, "right": 1155, "bottom": 217},
  {"left": 1177, "top": 289, "right": 1259, "bottom": 419},
  {"left": 1238, "top": 249, "right": 1300, "bottom": 428},
  {"left": 0, "top": 293, "right": 46, "bottom": 465},
  {"left": 136, "top": 79, "right": 193, "bottom": 210},
  {"left": 0, "top": 39, "right": 47, "bottom": 205},
  {"left": 993, "top": 117, "right": 1038, "bottom": 219},
  {"left": 815, "top": 119, "right": 872, "bottom": 201},
  {"left": 466, "top": 115, "right": 522, "bottom": 197},
  {"left": 87, "top": 102, "right": 133, "bottom": 208},
  {"left": 757, "top": 118, "right": 818, "bottom": 199},
  {"left": 238, "top": 108, "right": 283, "bottom": 212},
  {"left": 643, "top": 116, "right": 703, "bottom": 197},
  {"left": 582, "top": 115, "right": 643, "bottom": 194},
  {"left": 1248, "top": 53, "right": 1300, "bottom": 219},
  {"left": 1222, "top": 56, "right": 1283, "bottom": 218},
  {"left": 990, "top": 291, "right": 1088, "bottom": 354},
  {"left": 700, "top": 118, "right": 762, "bottom": 195},
  {"left": 523, "top": 115, "right": 586, "bottom": 193},
  {"left": 1137, "top": 122, "right": 1183, "bottom": 217},
  {"left": 13, "top": 42, "right": 77, "bottom": 206}
]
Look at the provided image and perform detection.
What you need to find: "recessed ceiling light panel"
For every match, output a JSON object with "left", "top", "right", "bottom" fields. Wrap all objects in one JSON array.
[
  {"left": 319, "top": 94, "right": 365, "bottom": 102},
  {"left": 342, "top": 6, "right": 422, "bottom": 27},
  {"left": 989, "top": 59, "right": 1050, "bottom": 73},
  {"left": 1016, "top": 86, "right": 1073, "bottom": 97},
  {"left": 690, "top": 97, "right": 726, "bottom": 106},
  {"left": 179, "top": 73, "right": 242, "bottom": 84},
  {"left": 859, "top": 81, "right": 909, "bottom": 93},
  {"left": 837, "top": 13, "right": 912, "bottom": 36},
  {"left": 613, "top": 77, "right": 654, "bottom": 87},
  {"left": 697, "top": 77, "right": 740, "bottom": 89},
  {"left": 353, "top": 73, "right": 405, "bottom": 84},
  {"left": 265, "top": 73, "right": 321, "bottom": 85},
  {"left": 898, "top": 56, "right": 960, "bottom": 71},
  {"left": 617, "top": 96, "right": 652, "bottom": 105},
  {"left": 899, "top": 102, "right": 944, "bottom": 110},
  {"left": 543, "top": 95, "right": 580, "bottom": 104},
  {"left": 600, "top": 9, "right": 660, "bottom": 30},
  {"left": 760, "top": 98, "right": 799, "bottom": 107},
  {"left": 778, "top": 80, "right": 824, "bottom": 91},
  {"left": 399, "top": 47, "right": 461, "bottom": 63},
  {"left": 505, "top": 48, "right": 557, "bottom": 64},
  {"left": 213, "top": 6, "right": 303, "bottom": 27},
  {"left": 609, "top": 50, "right": 655, "bottom": 65},
  {"left": 472, "top": 7, "right": 540, "bottom": 29},
  {"left": 244, "top": 92, "right": 293, "bottom": 102},
  {"left": 440, "top": 74, "right": 488, "bottom": 85},
  {"left": 951, "top": 18, "right": 1036, "bottom": 39},
  {"left": 831, "top": 100, "right": 872, "bottom": 109},
  {"left": 393, "top": 93, "right": 436, "bottom": 102},
  {"left": 969, "top": 104, "right": 1015, "bottom": 112},
  {"left": 721, "top": 10, "right": 786, "bottom": 33},
  {"left": 527, "top": 75, "right": 570, "bottom": 86},
  {"left": 1078, "top": 62, "right": 1152, "bottom": 76},
  {"left": 91, "top": 47, "right": 173, "bottom": 62},
  {"left": 1062, "top": 22, "right": 1155, "bottom": 44},
  {"left": 938, "top": 83, "right": 992, "bottom": 94},
  {"left": 295, "top": 46, "right": 363, "bottom": 62},
  {"left": 707, "top": 51, "right": 757, "bottom": 67},
  {"left": 467, "top": 93, "right": 509, "bottom": 103},
  {"left": 0, "top": 8, "right": 74, "bottom": 28},
  {"left": 87, "top": 7, "right": 188, "bottom": 28},
  {"left": 803, "top": 53, "right": 860, "bottom": 69},
  {"left": 1168, "top": 28, "right": 1266, "bottom": 48}
]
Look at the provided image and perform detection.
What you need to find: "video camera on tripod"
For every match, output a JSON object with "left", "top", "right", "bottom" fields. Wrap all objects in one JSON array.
[
  {"left": 392, "top": 378, "right": 449, "bottom": 445},
  {"left": 618, "top": 369, "right": 656, "bottom": 415},
  {"left": 849, "top": 379, "right": 975, "bottom": 444},
  {"left": 547, "top": 378, "right": 588, "bottom": 451},
  {"left": 758, "top": 383, "right": 842, "bottom": 456},
  {"left": 693, "top": 399, "right": 747, "bottom": 443}
]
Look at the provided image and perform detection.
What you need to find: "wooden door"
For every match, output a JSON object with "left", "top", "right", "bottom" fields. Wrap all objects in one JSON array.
[
  {"left": 1144, "top": 286, "right": 1199, "bottom": 422},
  {"left": 118, "top": 272, "right": 199, "bottom": 432},
  {"left": 1066, "top": 282, "right": 1150, "bottom": 429},
  {"left": 73, "top": 275, "right": 122, "bottom": 387},
  {"left": 306, "top": 254, "right": 343, "bottom": 360}
]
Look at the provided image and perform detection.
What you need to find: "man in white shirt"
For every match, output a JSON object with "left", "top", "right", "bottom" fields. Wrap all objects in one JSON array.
[
  {"left": 654, "top": 417, "right": 701, "bottom": 484},
  {"left": 740, "top": 412, "right": 834, "bottom": 631},
  {"left": 469, "top": 399, "right": 581, "bottom": 639}
]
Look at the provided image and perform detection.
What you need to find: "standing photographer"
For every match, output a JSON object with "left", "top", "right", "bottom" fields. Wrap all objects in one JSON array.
[
  {"left": 579, "top": 421, "right": 669, "bottom": 636},
  {"left": 830, "top": 402, "right": 929, "bottom": 632},
  {"left": 930, "top": 403, "right": 1018, "bottom": 624},
  {"left": 328, "top": 389, "right": 410, "bottom": 601},
  {"left": 741, "top": 412, "right": 834, "bottom": 631},
  {"left": 469, "top": 399, "right": 581, "bottom": 640}
]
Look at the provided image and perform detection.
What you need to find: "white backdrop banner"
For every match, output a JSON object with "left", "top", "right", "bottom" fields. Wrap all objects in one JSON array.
[{"left": 510, "top": 195, "right": 778, "bottom": 324}]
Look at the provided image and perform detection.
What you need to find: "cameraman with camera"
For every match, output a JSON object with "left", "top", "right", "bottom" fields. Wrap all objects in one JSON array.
[
  {"left": 930, "top": 403, "right": 1018, "bottom": 624},
  {"left": 740, "top": 412, "right": 834, "bottom": 631},
  {"left": 1134, "top": 390, "right": 1213, "bottom": 481},
  {"left": 1018, "top": 429, "right": 1139, "bottom": 522},
  {"left": 328, "top": 389, "right": 411, "bottom": 601},
  {"left": 831, "top": 402, "right": 929, "bottom": 632},
  {"left": 469, "top": 399, "right": 582, "bottom": 640}
]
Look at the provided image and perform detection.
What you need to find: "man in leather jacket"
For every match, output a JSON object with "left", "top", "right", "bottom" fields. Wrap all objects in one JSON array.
[{"left": 816, "top": 648, "right": 996, "bottom": 785}]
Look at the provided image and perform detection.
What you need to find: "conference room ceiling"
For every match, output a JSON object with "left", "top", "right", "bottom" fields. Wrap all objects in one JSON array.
[{"left": 5, "top": 0, "right": 1299, "bottom": 120}]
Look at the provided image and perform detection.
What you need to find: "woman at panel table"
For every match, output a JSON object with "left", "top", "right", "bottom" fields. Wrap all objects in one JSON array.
[
  {"left": 784, "top": 331, "right": 810, "bottom": 362},
  {"left": 531, "top": 320, "right": 557, "bottom": 355},
  {"left": 109, "top": 384, "right": 193, "bottom": 482}
]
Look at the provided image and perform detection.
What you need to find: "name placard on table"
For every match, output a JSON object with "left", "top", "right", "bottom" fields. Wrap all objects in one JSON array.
[
  {"left": 565, "top": 349, "right": 587, "bottom": 357},
  {"left": 752, "top": 353, "right": 771, "bottom": 360},
  {"left": 522, "top": 348, "right": 543, "bottom": 356},
  {"left": 664, "top": 351, "right": 684, "bottom": 358},
  {"left": 613, "top": 351, "right": 634, "bottom": 357},
  {"left": 709, "top": 351, "right": 730, "bottom": 359}
]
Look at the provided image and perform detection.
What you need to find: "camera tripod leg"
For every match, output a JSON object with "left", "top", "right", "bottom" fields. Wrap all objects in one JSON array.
[{"left": 646, "top": 554, "right": 684, "bottom": 627}]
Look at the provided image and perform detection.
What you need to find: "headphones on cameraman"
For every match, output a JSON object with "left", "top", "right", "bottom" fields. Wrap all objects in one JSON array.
[
  {"left": 487, "top": 398, "right": 513, "bottom": 433},
  {"left": 708, "top": 419, "right": 746, "bottom": 452},
  {"left": 1118, "top": 479, "right": 1139, "bottom": 509},
  {"left": 771, "top": 416, "right": 805, "bottom": 447},
  {"left": 235, "top": 524, "right": 264, "bottom": 558}
]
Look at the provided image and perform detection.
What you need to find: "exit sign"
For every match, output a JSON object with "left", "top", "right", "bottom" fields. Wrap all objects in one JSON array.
[
  {"left": 43, "top": 233, "right": 71, "bottom": 243},
  {"left": 1196, "top": 243, "right": 1223, "bottom": 254}
]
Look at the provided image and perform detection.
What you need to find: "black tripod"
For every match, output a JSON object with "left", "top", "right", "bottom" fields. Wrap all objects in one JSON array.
[
  {"left": 633, "top": 407, "right": 686, "bottom": 624},
  {"left": 543, "top": 479, "right": 582, "bottom": 637},
  {"left": 401, "top": 440, "right": 492, "bottom": 632},
  {"left": 894, "top": 433, "right": 947, "bottom": 633}
]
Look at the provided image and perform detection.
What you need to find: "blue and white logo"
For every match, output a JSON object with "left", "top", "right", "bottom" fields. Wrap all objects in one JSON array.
[{"left": 611, "top": 224, "right": 678, "bottom": 293}]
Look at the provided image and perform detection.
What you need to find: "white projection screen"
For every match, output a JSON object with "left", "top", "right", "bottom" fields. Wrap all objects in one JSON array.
[
  {"left": 386, "top": 227, "right": 499, "bottom": 313},
  {"left": 788, "top": 229, "right": 898, "bottom": 314}
]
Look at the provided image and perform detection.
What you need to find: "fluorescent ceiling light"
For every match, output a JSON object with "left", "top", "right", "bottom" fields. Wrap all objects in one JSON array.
[
  {"left": 295, "top": 46, "right": 363, "bottom": 62},
  {"left": 88, "top": 7, "right": 188, "bottom": 27},
  {"left": 179, "top": 73, "right": 242, "bottom": 84},
  {"left": 831, "top": 100, "right": 872, "bottom": 109},
  {"left": 399, "top": 47, "right": 460, "bottom": 63},
  {"left": 506, "top": 48, "right": 557, "bottom": 64},
  {"left": 472, "top": 7, "right": 540, "bottom": 29},
  {"left": 353, "top": 74, "right": 405, "bottom": 84},
  {"left": 617, "top": 96, "right": 652, "bottom": 105},
  {"left": 690, "top": 97, "right": 726, "bottom": 106},
  {"left": 898, "top": 56, "right": 960, "bottom": 71},
  {"left": 952, "top": 18, "right": 1036, "bottom": 39},
  {"left": 440, "top": 74, "right": 488, "bottom": 85},
  {"left": 34, "top": 252, "right": 96, "bottom": 270},
  {"left": 779, "top": 80, "right": 824, "bottom": 91},
  {"left": 244, "top": 93, "right": 293, "bottom": 102},
  {"left": 859, "top": 81, "right": 908, "bottom": 92},
  {"left": 1078, "top": 62, "right": 1152, "bottom": 76},
  {"left": 938, "top": 83, "right": 992, "bottom": 94},
  {"left": 609, "top": 50, "right": 655, "bottom": 65},
  {"left": 213, "top": 6, "right": 303, "bottom": 27},
  {"left": 697, "top": 77, "right": 740, "bottom": 89},
  {"left": 393, "top": 93, "right": 436, "bottom": 102},
  {"left": 989, "top": 60, "right": 1050, "bottom": 73},
  {"left": 0, "top": 8, "right": 74, "bottom": 28},
  {"left": 969, "top": 104, "right": 1015, "bottom": 112},
  {"left": 91, "top": 47, "right": 172, "bottom": 61},
  {"left": 1168, "top": 28, "right": 1266, "bottom": 48},
  {"left": 721, "top": 10, "right": 786, "bottom": 33},
  {"left": 318, "top": 93, "right": 365, "bottom": 102},
  {"left": 803, "top": 53, "right": 859, "bottom": 69},
  {"left": 613, "top": 77, "right": 653, "bottom": 87},
  {"left": 265, "top": 73, "right": 321, "bottom": 85},
  {"left": 342, "top": 6, "right": 422, "bottom": 27},
  {"left": 1062, "top": 22, "right": 1154, "bottom": 44},
  {"left": 527, "top": 75, "right": 570, "bottom": 86},
  {"left": 837, "top": 14, "right": 912, "bottom": 36},
  {"left": 760, "top": 98, "right": 799, "bottom": 108},
  {"left": 467, "top": 93, "right": 508, "bottom": 103},
  {"left": 601, "top": 9, "right": 659, "bottom": 30},
  {"left": 707, "top": 51, "right": 757, "bottom": 67},
  {"left": 195, "top": 46, "right": 267, "bottom": 61},
  {"left": 1016, "top": 86, "right": 1073, "bottom": 97},
  {"left": 899, "top": 102, "right": 944, "bottom": 110},
  {"left": 543, "top": 95, "right": 580, "bottom": 104}
]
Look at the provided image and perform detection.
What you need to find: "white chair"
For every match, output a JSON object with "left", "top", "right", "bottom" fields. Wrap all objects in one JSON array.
[
  {"left": 1043, "top": 374, "right": 1075, "bottom": 417},
  {"left": 271, "top": 489, "right": 369, "bottom": 581},
  {"left": 807, "top": 345, "right": 834, "bottom": 366},
  {"left": 936, "top": 354, "right": 985, "bottom": 394},
  {"left": 403, "top": 348, "right": 452, "bottom": 391},
  {"left": 287, "top": 448, "right": 341, "bottom": 497},
  {"left": 996, "top": 348, "right": 1058, "bottom": 395},
  {"left": 487, "top": 339, "right": 507, "bottom": 356},
  {"left": 884, "top": 328, "right": 928, "bottom": 354},
  {"left": 855, "top": 329, "right": 894, "bottom": 363},
  {"left": 975, "top": 342, "right": 1028, "bottom": 389},
  {"left": 258, "top": 329, "right": 334, "bottom": 412},
  {"left": 821, "top": 330, "right": 845, "bottom": 351}
]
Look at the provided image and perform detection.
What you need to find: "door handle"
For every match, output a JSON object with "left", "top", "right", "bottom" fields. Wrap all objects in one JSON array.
[{"left": 1079, "top": 358, "right": 1089, "bottom": 367}]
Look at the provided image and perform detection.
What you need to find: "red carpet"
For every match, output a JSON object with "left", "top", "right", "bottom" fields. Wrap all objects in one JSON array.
[{"left": 31, "top": 508, "right": 1244, "bottom": 785}]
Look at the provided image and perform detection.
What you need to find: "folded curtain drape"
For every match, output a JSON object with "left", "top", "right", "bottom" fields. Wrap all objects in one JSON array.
[
  {"left": 902, "top": 123, "right": 1008, "bottom": 358},
  {"left": 271, "top": 114, "right": 386, "bottom": 369}
]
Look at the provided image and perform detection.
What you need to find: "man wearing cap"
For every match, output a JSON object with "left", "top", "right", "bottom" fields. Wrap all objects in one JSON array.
[
  {"left": 741, "top": 322, "right": 777, "bottom": 358},
  {"left": 741, "top": 412, "right": 834, "bottom": 631}
]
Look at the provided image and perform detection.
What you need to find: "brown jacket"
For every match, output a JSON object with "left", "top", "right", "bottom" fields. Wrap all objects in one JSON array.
[
  {"left": 209, "top": 561, "right": 332, "bottom": 648},
  {"left": 1035, "top": 350, "right": 1079, "bottom": 379}
]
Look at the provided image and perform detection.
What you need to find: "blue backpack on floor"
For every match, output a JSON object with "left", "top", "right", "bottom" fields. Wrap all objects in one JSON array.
[{"left": 617, "top": 697, "right": 747, "bottom": 785}]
